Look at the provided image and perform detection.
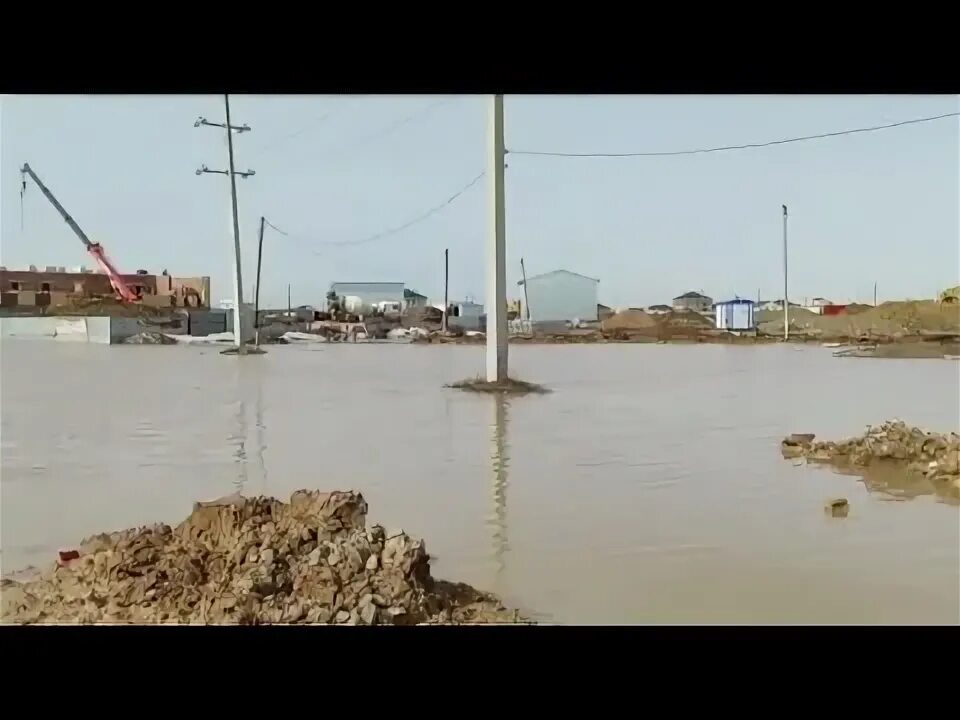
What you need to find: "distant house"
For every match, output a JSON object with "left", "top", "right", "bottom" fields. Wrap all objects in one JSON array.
[
  {"left": 403, "top": 288, "right": 429, "bottom": 310},
  {"left": 810, "top": 297, "right": 833, "bottom": 307},
  {"left": 672, "top": 291, "right": 713, "bottom": 313},
  {"left": 330, "top": 282, "right": 404, "bottom": 312},
  {"left": 715, "top": 298, "right": 756, "bottom": 331},
  {"left": 597, "top": 303, "right": 614, "bottom": 321},
  {"left": 438, "top": 300, "right": 484, "bottom": 330},
  {"left": 647, "top": 304, "right": 671, "bottom": 315},
  {"left": 517, "top": 269, "right": 600, "bottom": 324},
  {"left": 758, "top": 299, "right": 802, "bottom": 312}
]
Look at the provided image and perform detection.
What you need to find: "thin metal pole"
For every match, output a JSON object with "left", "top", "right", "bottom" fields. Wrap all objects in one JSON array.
[
  {"left": 224, "top": 95, "right": 246, "bottom": 353},
  {"left": 442, "top": 248, "right": 449, "bottom": 333},
  {"left": 254, "top": 216, "right": 265, "bottom": 347},
  {"left": 874, "top": 282, "right": 877, "bottom": 306},
  {"left": 782, "top": 204, "right": 789, "bottom": 341},
  {"left": 287, "top": 283, "right": 292, "bottom": 321},
  {"left": 486, "top": 94, "right": 508, "bottom": 383},
  {"left": 520, "top": 257, "right": 530, "bottom": 321}
]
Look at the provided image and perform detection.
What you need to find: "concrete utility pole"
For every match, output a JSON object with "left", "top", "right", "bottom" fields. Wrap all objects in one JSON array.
[
  {"left": 254, "top": 216, "right": 265, "bottom": 347},
  {"left": 195, "top": 95, "right": 255, "bottom": 353},
  {"left": 442, "top": 248, "right": 450, "bottom": 333},
  {"left": 486, "top": 94, "right": 508, "bottom": 383},
  {"left": 782, "top": 204, "right": 789, "bottom": 341},
  {"left": 520, "top": 257, "right": 531, "bottom": 322}
]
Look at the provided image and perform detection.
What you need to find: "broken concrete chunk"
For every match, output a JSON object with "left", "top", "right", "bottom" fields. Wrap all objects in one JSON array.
[{"left": 824, "top": 498, "right": 850, "bottom": 518}]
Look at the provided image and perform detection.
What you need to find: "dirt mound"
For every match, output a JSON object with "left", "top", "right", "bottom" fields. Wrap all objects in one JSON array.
[
  {"left": 759, "top": 301, "right": 960, "bottom": 340},
  {"left": 780, "top": 421, "right": 960, "bottom": 501},
  {"left": 658, "top": 310, "right": 713, "bottom": 329},
  {"left": 601, "top": 309, "right": 656, "bottom": 332},
  {"left": 401, "top": 306, "right": 443, "bottom": 329},
  {"left": 1, "top": 490, "right": 525, "bottom": 625}
]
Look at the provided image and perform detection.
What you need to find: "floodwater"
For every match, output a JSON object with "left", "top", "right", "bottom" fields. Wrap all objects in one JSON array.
[{"left": 2, "top": 340, "right": 958, "bottom": 624}]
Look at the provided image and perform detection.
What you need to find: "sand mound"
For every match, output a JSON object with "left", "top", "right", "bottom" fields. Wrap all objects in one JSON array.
[
  {"left": 758, "top": 301, "right": 960, "bottom": 339},
  {"left": 601, "top": 309, "right": 657, "bottom": 331},
  {"left": 1, "top": 490, "right": 525, "bottom": 625}
]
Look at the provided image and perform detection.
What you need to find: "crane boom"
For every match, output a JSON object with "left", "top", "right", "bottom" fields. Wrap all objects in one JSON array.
[{"left": 20, "top": 163, "right": 139, "bottom": 303}]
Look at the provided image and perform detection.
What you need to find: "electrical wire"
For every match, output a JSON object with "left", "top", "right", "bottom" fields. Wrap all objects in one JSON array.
[
  {"left": 248, "top": 102, "right": 350, "bottom": 157},
  {"left": 262, "top": 170, "right": 485, "bottom": 251},
  {"left": 316, "top": 98, "right": 457, "bottom": 162},
  {"left": 508, "top": 112, "right": 960, "bottom": 158}
]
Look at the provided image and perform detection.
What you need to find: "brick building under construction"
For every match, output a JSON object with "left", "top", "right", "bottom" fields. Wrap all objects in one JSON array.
[{"left": 0, "top": 265, "right": 211, "bottom": 311}]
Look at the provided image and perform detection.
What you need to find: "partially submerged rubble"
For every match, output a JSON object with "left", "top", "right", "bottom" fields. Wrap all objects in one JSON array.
[
  {"left": 1, "top": 491, "right": 526, "bottom": 625},
  {"left": 781, "top": 422, "right": 960, "bottom": 502},
  {"left": 446, "top": 377, "right": 550, "bottom": 395}
]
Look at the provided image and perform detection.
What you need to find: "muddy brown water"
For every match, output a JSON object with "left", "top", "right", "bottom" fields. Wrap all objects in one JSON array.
[{"left": 2, "top": 341, "right": 958, "bottom": 624}]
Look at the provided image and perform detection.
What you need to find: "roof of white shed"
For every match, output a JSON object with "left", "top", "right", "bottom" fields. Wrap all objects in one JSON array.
[{"left": 517, "top": 269, "right": 599, "bottom": 286}]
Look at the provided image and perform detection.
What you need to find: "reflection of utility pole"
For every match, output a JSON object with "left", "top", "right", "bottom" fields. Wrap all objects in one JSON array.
[
  {"left": 486, "top": 94, "right": 508, "bottom": 382},
  {"left": 489, "top": 395, "right": 509, "bottom": 588},
  {"left": 195, "top": 95, "right": 255, "bottom": 354}
]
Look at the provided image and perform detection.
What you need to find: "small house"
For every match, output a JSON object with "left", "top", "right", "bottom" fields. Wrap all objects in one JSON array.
[
  {"left": 715, "top": 298, "right": 756, "bottom": 331},
  {"left": 672, "top": 291, "right": 713, "bottom": 313},
  {"left": 403, "top": 288, "right": 429, "bottom": 310}
]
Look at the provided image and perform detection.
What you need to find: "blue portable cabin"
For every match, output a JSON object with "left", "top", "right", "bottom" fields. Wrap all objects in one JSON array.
[{"left": 715, "top": 298, "right": 755, "bottom": 331}]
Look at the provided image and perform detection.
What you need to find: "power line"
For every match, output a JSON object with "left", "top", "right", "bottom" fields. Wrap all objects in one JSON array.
[
  {"left": 508, "top": 112, "right": 960, "bottom": 159},
  {"left": 262, "top": 170, "right": 485, "bottom": 252},
  {"left": 249, "top": 104, "right": 348, "bottom": 157},
  {"left": 316, "top": 98, "right": 457, "bottom": 162}
]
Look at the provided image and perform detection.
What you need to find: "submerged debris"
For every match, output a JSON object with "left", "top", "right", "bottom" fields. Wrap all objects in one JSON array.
[
  {"left": 121, "top": 331, "right": 178, "bottom": 345},
  {"left": 781, "top": 421, "right": 960, "bottom": 499},
  {"left": 1, "top": 490, "right": 526, "bottom": 625},
  {"left": 446, "top": 377, "right": 550, "bottom": 395},
  {"left": 824, "top": 498, "right": 850, "bottom": 518}
]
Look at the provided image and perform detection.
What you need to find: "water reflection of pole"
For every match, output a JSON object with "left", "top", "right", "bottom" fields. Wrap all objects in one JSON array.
[
  {"left": 253, "top": 367, "right": 267, "bottom": 495},
  {"left": 231, "top": 366, "right": 249, "bottom": 493},
  {"left": 489, "top": 394, "right": 510, "bottom": 589}
]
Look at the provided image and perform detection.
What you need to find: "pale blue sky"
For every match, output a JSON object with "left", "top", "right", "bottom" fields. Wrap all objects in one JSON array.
[{"left": 2, "top": 94, "right": 957, "bottom": 309}]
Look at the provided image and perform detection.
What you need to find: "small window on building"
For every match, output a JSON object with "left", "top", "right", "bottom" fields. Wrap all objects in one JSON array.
[
  {"left": 40, "top": 282, "right": 51, "bottom": 293},
  {"left": 10, "top": 281, "right": 21, "bottom": 291}
]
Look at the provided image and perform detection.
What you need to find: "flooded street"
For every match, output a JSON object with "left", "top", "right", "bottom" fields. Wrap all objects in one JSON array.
[{"left": 2, "top": 341, "right": 958, "bottom": 624}]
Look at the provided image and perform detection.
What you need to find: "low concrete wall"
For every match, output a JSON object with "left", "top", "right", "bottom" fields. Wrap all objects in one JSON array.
[{"left": 1, "top": 316, "right": 114, "bottom": 343}]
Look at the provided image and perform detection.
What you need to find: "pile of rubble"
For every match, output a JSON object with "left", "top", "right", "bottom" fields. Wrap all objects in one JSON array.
[
  {"left": 1, "top": 491, "right": 526, "bottom": 625},
  {"left": 781, "top": 421, "right": 960, "bottom": 490}
]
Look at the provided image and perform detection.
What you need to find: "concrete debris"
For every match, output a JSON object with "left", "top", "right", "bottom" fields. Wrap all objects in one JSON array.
[
  {"left": 781, "top": 421, "right": 960, "bottom": 497},
  {"left": 121, "top": 331, "right": 178, "bottom": 345},
  {"left": 1, "top": 490, "right": 526, "bottom": 626},
  {"left": 824, "top": 498, "right": 850, "bottom": 518}
]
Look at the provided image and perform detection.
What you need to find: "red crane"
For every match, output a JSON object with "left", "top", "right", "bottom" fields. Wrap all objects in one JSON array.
[{"left": 20, "top": 163, "right": 139, "bottom": 303}]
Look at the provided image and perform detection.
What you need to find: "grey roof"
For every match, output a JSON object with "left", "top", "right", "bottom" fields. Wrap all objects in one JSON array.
[
  {"left": 518, "top": 269, "right": 600, "bottom": 286},
  {"left": 674, "top": 290, "right": 711, "bottom": 300},
  {"left": 403, "top": 288, "right": 427, "bottom": 299},
  {"left": 648, "top": 304, "right": 671, "bottom": 310}
]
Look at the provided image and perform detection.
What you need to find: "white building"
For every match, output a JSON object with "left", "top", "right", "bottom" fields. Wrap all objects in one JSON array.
[
  {"left": 715, "top": 298, "right": 756, "bottom": 331},
  {"left": 517, "top": 269, "right": 599, "bottom": 324}
]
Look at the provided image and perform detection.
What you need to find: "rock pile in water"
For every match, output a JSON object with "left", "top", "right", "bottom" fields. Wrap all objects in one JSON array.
[
  {"left": 781, "top": 421, "right": 960, "bottom": 489},
  {"left": 1, "top": 490, "right": 525, "bottom": 625}
]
